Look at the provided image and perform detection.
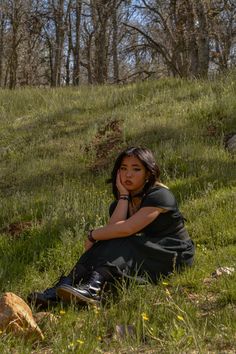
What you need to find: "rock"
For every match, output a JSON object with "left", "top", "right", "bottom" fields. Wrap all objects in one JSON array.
[
  {"left": 224, "top": 133, "right": 236, "bottom": 153},
  {"left": 203, "top": 266, "right": 235, "bottom": 284},
  {"left": 0, "top": 292, "right": 44, "bottom": 340},
  {"left": 211, "top": 266, "right": 235, "bottom": 278}
]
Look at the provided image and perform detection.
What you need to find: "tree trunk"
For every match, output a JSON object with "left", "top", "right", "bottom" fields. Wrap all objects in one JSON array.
[
  {"left": 91, "top": 0, "right": 110, "bottom": 84},
  {"left": 112, "top": 3, "right": 119, "bottom": 83},
  {"left": 66, "top": 7, "right": 73, "bottom": 85},
  {"left": 194, "top": 0, "right": 209, "bottom": 77},
  {"left": 0, "top": 11, "right": 4, "bottom": 87},
  {"left": 86, "top": 32, "right": 93, "bottom": 84},
  {"left": 185, "top": 0, "right": 199, "bottom": 77},
  {"left": 52, "top": 0, "right": 65, "bottom": 87},
  {"left": 9, "top": 3, "right": 20, "bottom": 89},
  {"left": 65, "top": 43, "right": 71, "bottom": 85},
  {"left": 73, "top": 0, "right": 82, "bottom": 85}
]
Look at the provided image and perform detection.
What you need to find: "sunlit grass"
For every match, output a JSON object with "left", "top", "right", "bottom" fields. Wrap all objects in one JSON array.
[{"left": 0, "top": 71, "right": 236, "bottom": 352}]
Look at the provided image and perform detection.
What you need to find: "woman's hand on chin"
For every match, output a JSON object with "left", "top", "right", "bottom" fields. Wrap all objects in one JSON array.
[{"left": 116, "top": 170, "right": 129, "bottom": 196}]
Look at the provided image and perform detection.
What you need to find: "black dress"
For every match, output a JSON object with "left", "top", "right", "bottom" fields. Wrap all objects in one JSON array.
[{"left": 77, "top": 186, "right": 195, "bottom": 283}]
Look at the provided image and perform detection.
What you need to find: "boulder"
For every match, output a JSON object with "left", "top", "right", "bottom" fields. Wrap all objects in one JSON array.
[
  {"left": 224, "top": 133, "right": 236, "bottom": 154},
  {"left": 0, "top": 292, "right": 44, "bottom": 340}
]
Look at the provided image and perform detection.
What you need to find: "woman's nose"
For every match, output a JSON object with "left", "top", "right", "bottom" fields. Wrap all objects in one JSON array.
[{"left": 126, "top": 170, "right": 132, "bottom": 177}]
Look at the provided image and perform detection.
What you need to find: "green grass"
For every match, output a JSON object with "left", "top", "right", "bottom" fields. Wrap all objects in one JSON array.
[{"left": 0, "top": 71, "right": 236, "bottom": 353}]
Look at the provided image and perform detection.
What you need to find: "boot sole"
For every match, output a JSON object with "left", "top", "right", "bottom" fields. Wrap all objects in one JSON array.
[
  {"left": 27, "top": 295, "right": 59, "bottom": 309},
  {"left": 56, "top": 285, "right": 100, "bottom": 306}
]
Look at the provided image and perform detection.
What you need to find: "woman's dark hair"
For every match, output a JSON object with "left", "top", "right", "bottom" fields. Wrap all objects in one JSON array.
[{"left": 107, "top": 147, "right": 161, "bottom": 199}]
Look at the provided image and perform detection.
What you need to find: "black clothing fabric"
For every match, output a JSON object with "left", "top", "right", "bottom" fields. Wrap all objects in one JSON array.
[{"left": 77, "top": 186, "right": 195, "bottom": 283}]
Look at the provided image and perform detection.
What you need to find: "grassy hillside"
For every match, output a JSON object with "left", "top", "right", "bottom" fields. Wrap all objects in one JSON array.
[{"left": 0, "top": 71, "right": 236, "bottom": 353}]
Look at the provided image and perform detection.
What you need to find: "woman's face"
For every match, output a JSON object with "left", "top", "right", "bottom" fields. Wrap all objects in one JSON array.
[{"left": 119, "top": 155, "right": 149, "bottom": 194}]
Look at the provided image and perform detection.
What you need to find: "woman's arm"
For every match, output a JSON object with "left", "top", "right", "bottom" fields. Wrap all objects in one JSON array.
[
  {"left": 108, "top": 198, "right": 129, "bottom": 224},
  {"left": 92, "top": 206, "right": 163, "bottom": 241}
]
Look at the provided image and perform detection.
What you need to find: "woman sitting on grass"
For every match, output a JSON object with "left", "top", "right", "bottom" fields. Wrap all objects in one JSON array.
[{"left": 28, "top": 146, "right": 195, "bottom": 307}]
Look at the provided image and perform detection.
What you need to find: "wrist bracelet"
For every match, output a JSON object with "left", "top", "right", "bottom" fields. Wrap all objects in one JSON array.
[
  {"left": 88, "top": 229, "right": 96, "bottom": 243},
  {"left": 119, "top": 195, "right": 129, "bottom": 201}
]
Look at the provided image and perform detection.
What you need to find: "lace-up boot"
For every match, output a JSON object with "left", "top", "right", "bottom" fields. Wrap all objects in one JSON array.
[
  {"left": 56, "top": 271, "right": 106, "bottom": 305},
  {"left": 27, "top": 275, "right": 73, "bottom": 308}
]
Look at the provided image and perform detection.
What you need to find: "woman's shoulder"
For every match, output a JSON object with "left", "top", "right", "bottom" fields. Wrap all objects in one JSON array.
[
  {"left": 145, "top": 183, "right": 171, "bottom": 196},
  {"left": 142, "top": 184, "right": 177, "bottom": 209},
  {"left": 154, "top": 182, "right": 169, "bottom": 189}
]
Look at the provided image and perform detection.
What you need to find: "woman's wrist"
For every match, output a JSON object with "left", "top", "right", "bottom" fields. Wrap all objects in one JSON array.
[
  {"left": 119, "top": 193, "right": 130, "bottom": 201},
  {"left": 119, "top": 195, "right": 130, "bottom": 201},
  {"left": 88, "top": 229, "right": 96, "bottom": 243}
]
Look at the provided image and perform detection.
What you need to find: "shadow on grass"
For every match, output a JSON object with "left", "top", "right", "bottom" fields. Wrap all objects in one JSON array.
[
  {"left": 13, "top": 109, "right": 93, "bottom": 145},
  {"left": 170, "top": 158, "right": 236, "bottom": 203},
  {"left": 2, "top": 113, "right": 235, "bottom": 201},
  {"left": 128, "top": 124, "right": 236, "bottom": 202},
  {"left": 0, "top": 222, "right": 72, "bottom": 292},
  {"left": 46, "top": 120, "right": 236, "bottom": 204},
  {"left": 0, "top": 161, "right": 89, "bottom": 197}
]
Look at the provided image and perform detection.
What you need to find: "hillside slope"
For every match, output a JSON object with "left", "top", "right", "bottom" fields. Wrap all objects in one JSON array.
[{"left": 0, "top": 73, "right": 235, "bottom": 353}]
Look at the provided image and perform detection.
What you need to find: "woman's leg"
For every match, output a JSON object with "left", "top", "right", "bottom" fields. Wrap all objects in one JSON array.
[{"left": 67, "top": 263, "right": 91, "bottom": 284}]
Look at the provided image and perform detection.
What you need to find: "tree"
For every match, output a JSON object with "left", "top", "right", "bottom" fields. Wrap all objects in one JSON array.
[
  {"left": 126, "top": 0, "right": 210, "bottom": 78},
  {"left": 0, "top": 0, "right": 235, "bottom": 88},
  {"left": 0, "top": 6, "right": 6, "bottom": 86},
  {"left": 209, "top": 0, "right": 236, "bottom": 71}
]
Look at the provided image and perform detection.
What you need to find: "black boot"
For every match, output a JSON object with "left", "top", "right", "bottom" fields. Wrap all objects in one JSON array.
[
  {"left": 27, "top": 264, "right": 89, "bottom": 308},
  {"left": 27, "top": 275, "right": 73, "bottom": 308},
  {"left": 56, "top": 271, "right": 107, "bottom": 305}
]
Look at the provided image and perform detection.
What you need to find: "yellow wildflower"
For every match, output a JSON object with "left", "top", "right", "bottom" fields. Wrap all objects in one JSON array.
[
  {"left": 97, "top": 336, "right": 102, "bottom": 341},
  {"left": 141, "top": 312, "right": 149, "bottom": 321},
  {"left": 93, "top": 305, "right": 100, "bottom": 315},
  {"left": 162, "top": 281, "right": 169, "bottom": 286},
  {"left": 68, "top": 342, "right": 74, "bottom": 349},
  {"left": 59, "top": 310, "right": 66, "bottom": 315},
  {"left": 76, "top": 339, "right": 84, "bottom": 344},
  {"left": 165, "top": 288, "right": 171, "bottom": 296},
  {"left": 177, "top": 315, "right": 184, "bottom": 321}
]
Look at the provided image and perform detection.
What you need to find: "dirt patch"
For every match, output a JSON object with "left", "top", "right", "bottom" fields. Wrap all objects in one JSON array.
[
  {"left": 86, "top": 119, "right": 124, "bottom": 172},
  {"left": 1, "top": 220, "right": 41, "bottom": 238}
]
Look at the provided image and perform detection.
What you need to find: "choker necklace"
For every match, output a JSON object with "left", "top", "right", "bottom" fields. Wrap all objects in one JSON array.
[{"left": 130, "top": 190, "right": 146, "bottom": 200}]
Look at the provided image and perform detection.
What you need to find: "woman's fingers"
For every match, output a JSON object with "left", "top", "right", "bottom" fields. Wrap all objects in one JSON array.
[
  {"left": 116, "top": 170, "right": 120, "bottom": 183},
  {"left": 116, "top": 170, "right": 122, "bottom": 187},
  {"left": 116, "top": 170, "right": 129, "bottom": 195},
  {"left": 84, "top": 239, "right": 94, "bottom": 251}
]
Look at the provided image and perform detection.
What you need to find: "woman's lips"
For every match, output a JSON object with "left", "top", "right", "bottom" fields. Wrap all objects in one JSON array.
[{"left": 125, "top": 180, "right": 132, "bottom": 185}]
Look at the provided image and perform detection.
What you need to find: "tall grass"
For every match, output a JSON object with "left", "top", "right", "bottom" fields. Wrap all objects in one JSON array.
[{"left": 0, "top": 71, "right": 235, "bottom": 353}]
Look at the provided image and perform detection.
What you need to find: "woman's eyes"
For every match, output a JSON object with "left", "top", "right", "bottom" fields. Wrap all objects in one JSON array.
[{"left": 120, "top": 167, "right": 141, "bottom": 172}]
